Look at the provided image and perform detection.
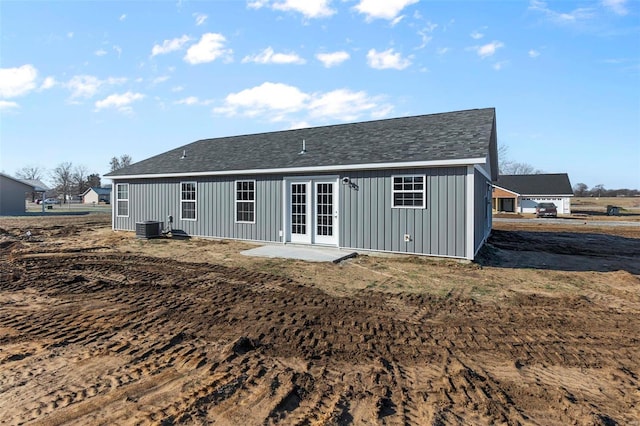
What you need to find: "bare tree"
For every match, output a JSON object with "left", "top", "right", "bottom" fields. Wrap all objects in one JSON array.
[
  {"left": 110, "top": 154, "right": 132, "bottom": 172},
  {"left": 50, "top": 162, "right": 73, "bottom": 203},
  {"left": 592, "top": 184, "right": 605, "bottom": 197},
  {"left": 497, "top": 144, "right": 513, "bottom": 175},
  {"left": 15, "top": 165, "right": 44, "bottom": 181},
  {"left": 573, "top": 183, "right": 588, "bottom": 196},
  {"left": 502, "top": 162, "right": 542, "bottom": 175},
  {"left": 498, "top": 144, "right": 542, "bottom": 175},
  {"left": 72, "top": 165, "right": 90, "bottom": 195}
]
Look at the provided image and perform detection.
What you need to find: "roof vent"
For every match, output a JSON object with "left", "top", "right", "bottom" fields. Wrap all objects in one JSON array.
[
  {"left": 299, "top": 139, "right": 306, "bottom": 155},
  {"left": 180, "top": 149, "right": 187, "bottom": 159}
]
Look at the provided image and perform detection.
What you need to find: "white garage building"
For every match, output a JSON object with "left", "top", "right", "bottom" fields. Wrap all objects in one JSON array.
[{"left": 492, "top": 173, "right": 574, "bottom": 215}]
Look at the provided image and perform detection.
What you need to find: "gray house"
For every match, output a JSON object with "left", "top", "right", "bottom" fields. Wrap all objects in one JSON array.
[
  {"left": 106, "top": 108, "right": 498, "bottom": 260},
  {"left": 0, "top": 173, "right": 35, "bottom": 216}
]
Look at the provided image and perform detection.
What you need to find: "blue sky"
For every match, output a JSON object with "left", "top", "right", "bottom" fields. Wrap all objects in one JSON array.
[{"left": 1, "top": 0, "right": 638, "bottom": 189}]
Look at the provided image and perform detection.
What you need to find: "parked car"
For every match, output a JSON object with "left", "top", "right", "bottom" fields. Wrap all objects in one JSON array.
[
  {"left": 44, "top": 198, "right": 61, "bottom": 205},
  {"left": 536, "top": 202, "right": 557, "bottom": 218}
]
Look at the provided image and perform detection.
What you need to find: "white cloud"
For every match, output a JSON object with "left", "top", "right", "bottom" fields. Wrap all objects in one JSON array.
[
  {"left": 213, "top": 81, "right": 393, "bottom": 124},
  {"left": 271, "top": 0, "right": 335, "bottom": 18},
  {"left": 354, "top": 0, "right": 418, "bottom": 21},
  {"left": 602, "top": 0, "right": 628, "bottom": 15},
  {"left": 390, "top": 15, "right": 405, "bottom": 26},
  {"left": 113, "top": 45, "right": 122, "bottom": 58},
  {"left": 366, "top": 48, "right": 412, "bottom": 70},
  {"left": 214, "top": 82, "right": 309, "bottom": 116},
  {"left": 95, "top": 91, "right": 144, "bottom": 112},
  {"left": 171, "top": 85, "right": 184, "bottom": 92},
  {"left": 176, "top": 96, "right": 200, "bottom": 105},
  {"left": 288, "top": 121, "right": 310, "bottom": 129},
  {"left": 119, "top": 14, "right": 127, "bottom": 21},
  {"left": 470, "top": 30, "right": 484, "bottom": 39},
  {"left": 473, "top": 41, "right": 504, "bottom": 58},
  {"left": 242, "top": 47, "right": 306, "bottom": 64},
  {"left": 0, "top": 100, "right": 20, "bottom": 111},
  {"left": 95, "top": 49, "right": 108, "bottom": 56},
  {"left": 184, "top": 33, "right": 232, "bottom": 64},
  {"left": 175, "top": 96, "right": 213, "bottom": 106},
  {"left": 194, "top": 13, "right": 208, "bottom": 25},
  {"left": 152, "top": 75, "right": 170, "bottom": 84},
  {"left": 493, "top": 61, "right": 508, "bottom": 71},
  {"left": 416, "top": 22, "right": 437, "bottom": 49},
  {"left": 436, "top": 47, "right": 450, "bottom": 55},
  {"left": 316, "top": 51, "right": 350, "bottom": 67},
  {"left": 247, "top": 0, "right": 269, "bottom": 9},
  {"left": 0, "top": 64, "right": 38, "bottom": 98},
  {"left": 151, "top": 35, "right": 191, "bottom": 57},
  {"left": 529, "top": 0, "right": 595, "bottom": 24},
  {"left": 66, "top": 75, "right": 126, "bottom": 99},
  {"left": 67, "top": 32, "right": 74, "bottom": 38},
  {"left": 40, "top": 76, "right": 57, "bottom": 90},
  {"left": 528, "top": 49, "right": 541, "bottom": 58},
  {"left": 308, "top": 89, "right": 379, "bottom": 121}
]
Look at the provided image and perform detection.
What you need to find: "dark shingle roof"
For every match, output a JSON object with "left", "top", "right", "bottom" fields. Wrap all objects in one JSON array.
[
  {"left": 495, "top": 174, "right": 573, "bottom": 196},
  {"left": 92, "top": 187, "right": 111, "bottom": 195},
  {"left": 106, "top": 108, "right": 496, "bottom": 177}
]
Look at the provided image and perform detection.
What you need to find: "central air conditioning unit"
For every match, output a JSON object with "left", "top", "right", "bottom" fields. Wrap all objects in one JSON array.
[{"left": 135, "top": 221, "right": 162, "bottom": 239}]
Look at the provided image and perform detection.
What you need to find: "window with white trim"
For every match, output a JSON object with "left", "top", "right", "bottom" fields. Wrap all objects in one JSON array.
[
  {"left": 392, "top": 175, "right": 426, "bottom": 208},
  {"left": 235, "top": 180, "right": 255, "bottom": 223},
  {"left": 116, "top": 183, "right": 129, "bottom": 217},
  {"left": 181, "top": 182, "right": 197, "bottom": 220}
]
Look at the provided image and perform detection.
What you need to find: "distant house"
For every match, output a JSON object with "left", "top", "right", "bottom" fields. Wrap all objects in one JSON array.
[
  {"left": 493, "top": 173, "right": 573, "bottom": 214},
  {"left": 0, "top": 173, "right": 35, "bottom": 216},
  {"left": 82, "top": 187, "right": 111, "bottom": 204},
  {"left": 106, "top": 108, "right": 499, "bottom": 260},
  {"left": 20, "top": 179, "right": 50, "bottom": 202}
]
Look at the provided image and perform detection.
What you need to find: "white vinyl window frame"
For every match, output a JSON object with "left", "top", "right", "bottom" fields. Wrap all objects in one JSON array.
[
  {"left": 116, "top": 183, "right": 129, "bottom": 217},
  {"left": 235, "top": 179, "right": 256, "bottom": 224},
  {"left": 391, "top": 174, "right": 426, "bottom": 209},
  {"left": 180, "top": 181, "right": 197, "bottom": 221}
]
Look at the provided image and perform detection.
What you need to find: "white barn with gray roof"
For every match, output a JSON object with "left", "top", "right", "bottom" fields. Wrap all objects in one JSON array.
[{"left": 106, "top": 108, "right": 498, "bottom": 260}]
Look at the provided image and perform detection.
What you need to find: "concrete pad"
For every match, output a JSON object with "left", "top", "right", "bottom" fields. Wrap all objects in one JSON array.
[{"left": 241, "top": 244, "right": 357, "bottom": 263}]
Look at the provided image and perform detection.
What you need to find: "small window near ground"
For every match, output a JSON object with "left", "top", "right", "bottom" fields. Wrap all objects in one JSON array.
[
  {"left": 236, "top": 180, "right": 255, "bottom": 223},
  {"left": 181, "top": 182, "right": 197, "bottom": 220},
  {"left": 116, "top": 183, "right": 129, "bottom": 217},
  {"left": 392, "top": 175, "right": 426, "bottom": 208}
]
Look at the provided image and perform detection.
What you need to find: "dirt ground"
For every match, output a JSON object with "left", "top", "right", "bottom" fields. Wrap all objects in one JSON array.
[{"left": 1, "top": 214, "right": 639, "bottom": 425}]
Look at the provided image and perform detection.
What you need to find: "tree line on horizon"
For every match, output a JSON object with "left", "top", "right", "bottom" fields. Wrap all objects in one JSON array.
[
  {"left": 572, "top": 183, "right": 639, "bottom": 198},
  {"left": 14, "top": 154, "right": 132, "bottom": 202}
]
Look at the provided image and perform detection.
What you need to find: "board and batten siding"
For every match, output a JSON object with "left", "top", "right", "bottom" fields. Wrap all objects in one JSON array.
[
  {"left": 339, "top": 167, "right": 467, "bottom": 258},
  {"left": 473, "top": 167, "right": 492, "bottom": 256},
  {"left": 113, "top": 166, "right": 474, "bottom": 259},
  {"left": 112, "top": 176, "right": 283, "bottom": 243}
]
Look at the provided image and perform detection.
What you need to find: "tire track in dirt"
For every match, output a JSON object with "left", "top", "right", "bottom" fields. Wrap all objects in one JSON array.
[{"left": 1, "top": 246, "right": 639, "bottom": 425}]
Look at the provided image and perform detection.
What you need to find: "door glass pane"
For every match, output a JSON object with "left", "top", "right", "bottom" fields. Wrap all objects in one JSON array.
[
  {"left": 316, "top": 183, "right": 333, "bottom": 236},
  {"left": 291, "top": 184, "right": 306, "bottom": 235}
]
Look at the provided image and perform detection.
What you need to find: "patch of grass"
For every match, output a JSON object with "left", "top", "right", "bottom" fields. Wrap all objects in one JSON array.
[{"left": 470, "top": 285, "right": 495, "bottom": 299}]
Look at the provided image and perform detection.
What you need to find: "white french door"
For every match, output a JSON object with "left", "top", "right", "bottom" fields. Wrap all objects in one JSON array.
[
  {"left": 286, "top": 178, "right": 339, "bottom": 246},
  {"left": 290, "top": 182, "right": 310, "bottom": 243}
]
